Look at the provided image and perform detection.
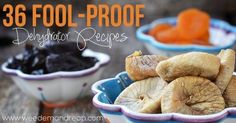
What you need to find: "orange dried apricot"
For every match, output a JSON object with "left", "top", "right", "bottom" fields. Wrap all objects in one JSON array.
[
  {"left": 197, "top": 30, "right": 210, "bottom": 42},
  {"left": 156, "top": 27, "right": 192, "bottom": 44},
  {"left": 148, "top": 24, "right": 172, "bottom": 36},
  {"left": 177, "top": 8, "right": 210, "bottom": 39},
  {"left": 176, "top": 38, "right": 192, "bottom": 45},
  {"left": 192, "top": 40, "right": 211, "bottom": 45},
  {"left": 155, "top": 27, "right": 179, "bottom": 43},
  {"left": 192, "top": 31, "right": 211, "bottom": 45}
]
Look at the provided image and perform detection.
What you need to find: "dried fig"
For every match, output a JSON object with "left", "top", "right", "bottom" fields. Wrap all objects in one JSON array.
[
  {"left": 161, "top": 76, "right": 225, "bottom": 115},
  {"left": 156, "top": 52, "right": 220, "bottom": 82},
  {"left": 223, "top": 76, "right": 236, "bottom": 107},
  {"left": 215, "top": 49, "right": 235, "bottom": 93},
  {"left": 126, "top": 51, "right": 167, "bottom": 81},
  {"left": 114, "top": 77, "right": 168, "bottom": 113}
]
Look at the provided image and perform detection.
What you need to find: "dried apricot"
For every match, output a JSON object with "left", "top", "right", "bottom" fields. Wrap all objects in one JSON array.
[
  {"left": 192, "top": 40, "right": 211, "bottom": 45},
  {"left": 148, "top": 24, "right": 172, "bottom": 37},
  {"left": 177, "top": 8, "right": 210, "bottom": 39},
  {"left": 176, "top": 38, "right": 192, "bottom": 45},
  {"left": 197, "top": 30, "right": 209, "bottom": 42},
  {"left": 192, "top": 31, "right": 211, "bottom": 45},
  {"left": 155, "top": 27, "right": 179, "bottom": 43},
  {"left": 156, "top": 27, "right": 192, "bottom": 44}
]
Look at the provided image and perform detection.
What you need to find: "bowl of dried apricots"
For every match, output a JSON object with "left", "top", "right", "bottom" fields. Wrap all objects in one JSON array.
[{"left": 136, "top": 8, "right": 236, "bottom": 56}]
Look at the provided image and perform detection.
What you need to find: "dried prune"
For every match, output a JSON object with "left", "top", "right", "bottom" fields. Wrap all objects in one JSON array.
[
  {"left": 31, "top": 69, "right": 46, "bottom": 75},
  {"left": 31, "top": 49, "right": 48, "bottom": 71},
  {"left": 6, "top": 42, "right": 98, "bottom": 75},
  {"left": 7, "top": 57, "right": 23, "bottom": 70},
  {"left": 46, "top": 53, "right": 98, "bottom": 73},
  {"left": 44, "top": 42, "right": 85, "bottom": 55}
]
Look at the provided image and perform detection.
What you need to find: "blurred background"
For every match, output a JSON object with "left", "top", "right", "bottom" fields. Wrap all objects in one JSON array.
[{"left": 1, "top": 0, "right": 236, "bottom": 77}]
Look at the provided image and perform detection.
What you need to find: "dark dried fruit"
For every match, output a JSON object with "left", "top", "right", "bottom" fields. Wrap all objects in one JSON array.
[
  {"left": 7, "top": 57, "right": 23, "bottom": 70},
  {"left": 44, "top": 42, "right": 85, "bottom": 55},
  {"left": 46, "top": 53, "right": 98, "bottom": 73},
  {"left": 6, "top": 42, "right": 97, "bottom": 75}
]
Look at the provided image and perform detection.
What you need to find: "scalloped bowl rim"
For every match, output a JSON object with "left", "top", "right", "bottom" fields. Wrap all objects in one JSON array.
[
  {"left": 1, "top": 49, "right": 110, "bottom": 80},
  {"left": 92, "top": 71, "right": 236, "bottom": 122},
  {"left": 136, "top": 17, "right": 236, "bottom": 52}
]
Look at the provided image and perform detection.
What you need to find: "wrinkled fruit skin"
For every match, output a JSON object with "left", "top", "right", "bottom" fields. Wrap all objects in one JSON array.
[
  {"left": 177, "top": 8, "right": 210, "bottom": 39},
  {"left": 7, "top": 43, "right": 49, "bottom": 74},
  {"left": 161, "top": 76, "right": 225, "bottom": 115},
  {"left": 215, "top": 49, "right": 235, "bottom": 94},
  {"left": 126, "top": 55, "right": 167, "bottom": 81},
  {"left": 44, "top": 42, "right": 85, "bottom": 55},
  {"left": 156, "top": 52, "right": 220, "bottom": 82},
  {"left": 223, "top": 76, "right": 236, "bottom": 107},
  {"left": 46, "top": 53, "right": 98, "bottom": 73},
  {"left": 114, "top": 77, "right": 168, "bottom": 113},
  {"left": 7, "top": 42, "right": 98, "bottom": 75}
]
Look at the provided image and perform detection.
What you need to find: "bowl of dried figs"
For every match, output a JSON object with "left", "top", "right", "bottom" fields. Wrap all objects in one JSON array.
[
  {"left": 2, "top": 42, "right": 110, "bottom": 107},
  {"left": 92, "top": 49, "right": 236, "bottom": 123}
]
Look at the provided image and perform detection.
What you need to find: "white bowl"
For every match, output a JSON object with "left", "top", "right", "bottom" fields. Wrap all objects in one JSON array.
[
  {"left": 2, "top": 49, "right": 110, "bottom": 107},
  {"left": 136, "top": 17, "right": 236, "bottom": 56}
]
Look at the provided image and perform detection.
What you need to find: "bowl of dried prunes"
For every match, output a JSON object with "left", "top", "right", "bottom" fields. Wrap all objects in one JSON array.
[{"left": 2, "top": 42, "right": 110, "bottom": 107}]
